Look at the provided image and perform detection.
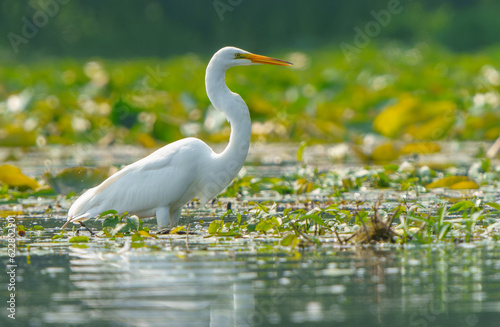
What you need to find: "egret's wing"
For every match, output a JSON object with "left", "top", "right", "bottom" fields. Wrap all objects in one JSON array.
[{"left": 68, "top": 138, "right": 212, "bottom": 219}]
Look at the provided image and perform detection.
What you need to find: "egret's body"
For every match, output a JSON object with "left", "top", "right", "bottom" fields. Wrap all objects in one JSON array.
[{"left": 63, "top": 47, "right": 291, "bottom": 230}]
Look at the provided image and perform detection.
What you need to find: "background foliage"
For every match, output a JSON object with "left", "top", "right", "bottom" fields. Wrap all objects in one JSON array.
[
  {"left": 1, "top": 0, "right": 500, "bottom": 59},
  {"left": 1, "top": 0, "right": 500, "bottom": 146}
]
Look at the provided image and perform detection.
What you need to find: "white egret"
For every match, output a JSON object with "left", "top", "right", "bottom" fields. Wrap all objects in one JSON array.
[{"left": 62, "top": 46, "right": 292, "bottom": 232}]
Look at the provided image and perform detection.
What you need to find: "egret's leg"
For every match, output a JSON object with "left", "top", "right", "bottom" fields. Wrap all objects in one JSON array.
[
  {"left": 155, "top": 207, "right": 170, "bottom": 228},
  {"left": 79, "top": 221, "right": 94, "bottom": 236},
  {"left": 170, "top": 207, "right": 182, "bottom": 228}
]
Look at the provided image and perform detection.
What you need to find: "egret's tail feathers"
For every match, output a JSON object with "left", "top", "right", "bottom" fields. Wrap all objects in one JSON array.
[{"left": 62, "top": 213, "right": 92, "bottom": 229}]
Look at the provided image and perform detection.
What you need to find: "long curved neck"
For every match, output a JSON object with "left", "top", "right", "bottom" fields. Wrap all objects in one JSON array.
[
  {"left": 199, "top": 59, "right": 251, "bottom": 204},
  {"left": 205, "top": 61, "right": 251, "bottom": 167}
]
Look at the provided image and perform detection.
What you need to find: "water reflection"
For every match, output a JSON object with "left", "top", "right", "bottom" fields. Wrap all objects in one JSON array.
[
  {"left": 46, "top": 247, "right": 255, "bottom": 327},
  {"left": 34, "top": 243, "right": 500, "bottom": 326}
]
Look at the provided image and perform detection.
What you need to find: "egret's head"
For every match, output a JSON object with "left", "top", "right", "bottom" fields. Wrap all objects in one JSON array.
[{"left": 214, "top": 46, "right": 293, "bottom": 68}]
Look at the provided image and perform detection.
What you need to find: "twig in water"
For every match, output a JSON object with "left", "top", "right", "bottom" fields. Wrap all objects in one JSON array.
[
  {"left": 333, "top": 226, "right": 344, "bottom": 245},
  {"left": 386, "top": 207, "right": 400, "bottom": 234},
  {"left": 359, "top": 212, "right": 370, "bottom": 242},
  {"left": 185, "top": 224, "right": 190, "bottom": 252},
  {"left": 292, "top": 223, "right": 318, "bottom": 246}
]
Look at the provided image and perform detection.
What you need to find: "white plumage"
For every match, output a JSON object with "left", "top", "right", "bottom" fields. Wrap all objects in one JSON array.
[{"left": 63, "top": 46, "right": 292, "bottom": 230}]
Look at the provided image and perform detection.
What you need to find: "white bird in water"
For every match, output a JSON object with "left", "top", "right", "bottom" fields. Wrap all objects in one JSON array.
[{"left": 63, "top": 47, "right": 292, "bottom": 233}]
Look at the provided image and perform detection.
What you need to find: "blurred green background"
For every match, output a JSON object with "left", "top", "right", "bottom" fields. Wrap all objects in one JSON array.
[
  {"left": 1, "top": 0, "right": 500, "bottom": 148},
  {"left": 2, "top": 0, "right": 500, "bottom": 58}
]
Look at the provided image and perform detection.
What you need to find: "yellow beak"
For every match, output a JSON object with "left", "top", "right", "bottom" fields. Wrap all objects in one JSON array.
[{"left": 243, "top": 53, "right": 293, "bottom": 66}]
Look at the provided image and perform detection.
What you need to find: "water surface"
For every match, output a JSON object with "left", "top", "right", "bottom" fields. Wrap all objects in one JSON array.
[{"left": 1, "top": 143, "right": 500, "bottom": 326}]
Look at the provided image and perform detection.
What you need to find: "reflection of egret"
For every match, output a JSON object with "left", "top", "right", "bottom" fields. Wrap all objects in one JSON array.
[
  {"left": 52, "top": 246, "right": 256, "bottom": 326},
  {"left": 63, "top": 47, "right": 292, "bottom": 231}
]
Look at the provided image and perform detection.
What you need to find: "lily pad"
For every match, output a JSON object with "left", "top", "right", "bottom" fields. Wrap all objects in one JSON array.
[
  {"left": 373, "top": 95, "right": 418, "bottom": 138},
  {"left": 0, "top": 210, "right": 23, "bottom": 218},
  {"left": 372, "top": 143, "right": 400, "bottom": 162},
  {"left": 0, "top": 125, "right": 37, "bottom": 147},
  {"left": 400, "top": 142, "right": 441, "bottom": 155},
  {"left": 426, "top": 176, "right": 475, "bottom": 189},
  {"left": 449, "top": 181, "right": 479, "bottom": 190},
  {"left": 69, "top": 236, "right": 90, "bottom": 243},
  {"left": 0, "top": 164, "right": 40, "bottom": 190}
]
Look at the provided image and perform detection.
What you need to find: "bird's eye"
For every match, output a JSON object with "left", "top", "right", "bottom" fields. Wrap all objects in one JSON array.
[{"left": 234, "top": 53, "right": 242, "bottom": 59}]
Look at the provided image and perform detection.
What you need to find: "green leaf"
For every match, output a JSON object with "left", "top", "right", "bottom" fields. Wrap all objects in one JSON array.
[
  {"left": 438, "top": 224, "right": 451, "bottom": 241},
  {"left": 372, "top": 142, "right": 399, "bottom": 162},
  {"left": 449, "top": 181, "right": 479, "bottom": 190},
  {"left": 384, "top": 164, "right": 399, "bottom": 173},
  {"left": 111, "top": 223, "right": 128, "bottom": 236},
  {"left": 486, "top": 202, "right": 500, "bottom": 211},
  {"left": 102, "top": 215, "right": 120, "bottom": 229},
  {"left": 126, "top": 215, "right": 141, "bottom": 232},
  {"left": 437, "top": 206, "right": 447, "bottom": 227},
  {"left": 400, "top": 142, "right": 440, "bottom": 155},
  {"left": 138, "top": 230, "right": 156, "bottom": 238},
  {"left": 255, "top": 202, "right": 269, "bottom": 213},
  {"left": 131, "top": 232, "right": 144, "bottom": 242},
  {"left": 33, "top": 225, "right": 45, "bottom": 231},
  {"left": 31, "top": 188, "right": 58, "bottom": 197},
  {"left": 208, "top": 220, "right": 223, "bottom": 234},
  {"left": 221, "top": 209, "right": 233, "bottom": 220},
  {"left": 297, "top": 141, "right": 307, "bottom": 162},
  {"left": 65, "top": 191, "right": 76, "bottom": 199},
  {"left": 52, "top": 233, "right": 63, "bottom": 240},
  {"left": 69, "top": 236, "right": 90, "bottom": 243},
  {"left": 299, "top": 214, "right": 327, "bottom": 226},
  {"left": 406, "top": 215, "right": 432, "bottom": 225},
  {"left": 481, "top": 158, "right": 491, "bottom": 172},
  {"left": 448, "top": 201, "right": 475, "bottom": 212},
  {"left": 255, "top": 220, "right": 274, "bottom": 233},
  {"left": 426, "top": 176, "right": 470, "bottom": 189},
  {"left": 374, "top": 172, "right": 390, "bottom": 188},
  {"left": 99, "top": 210, "right": 118, "bottom": 218},
  {"left": 281, "top": 234, "right": 297, "bottom": 246},
  {"left": 0, "top": 164, "right": 40, "bottom": 190}
]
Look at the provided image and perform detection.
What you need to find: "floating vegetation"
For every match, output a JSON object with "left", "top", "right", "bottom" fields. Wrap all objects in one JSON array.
[
  {"left": 1, "top": 44, "right": 500, "bottom": 147},
  {"left": 1, "top": 43, "right": 500, "bottom": 254},
  {"left": 0, "top": 164, "right": 39, "bottom": 190},
  {"left": 1, "top": 143, "right": 500, "bottom": 258}
]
